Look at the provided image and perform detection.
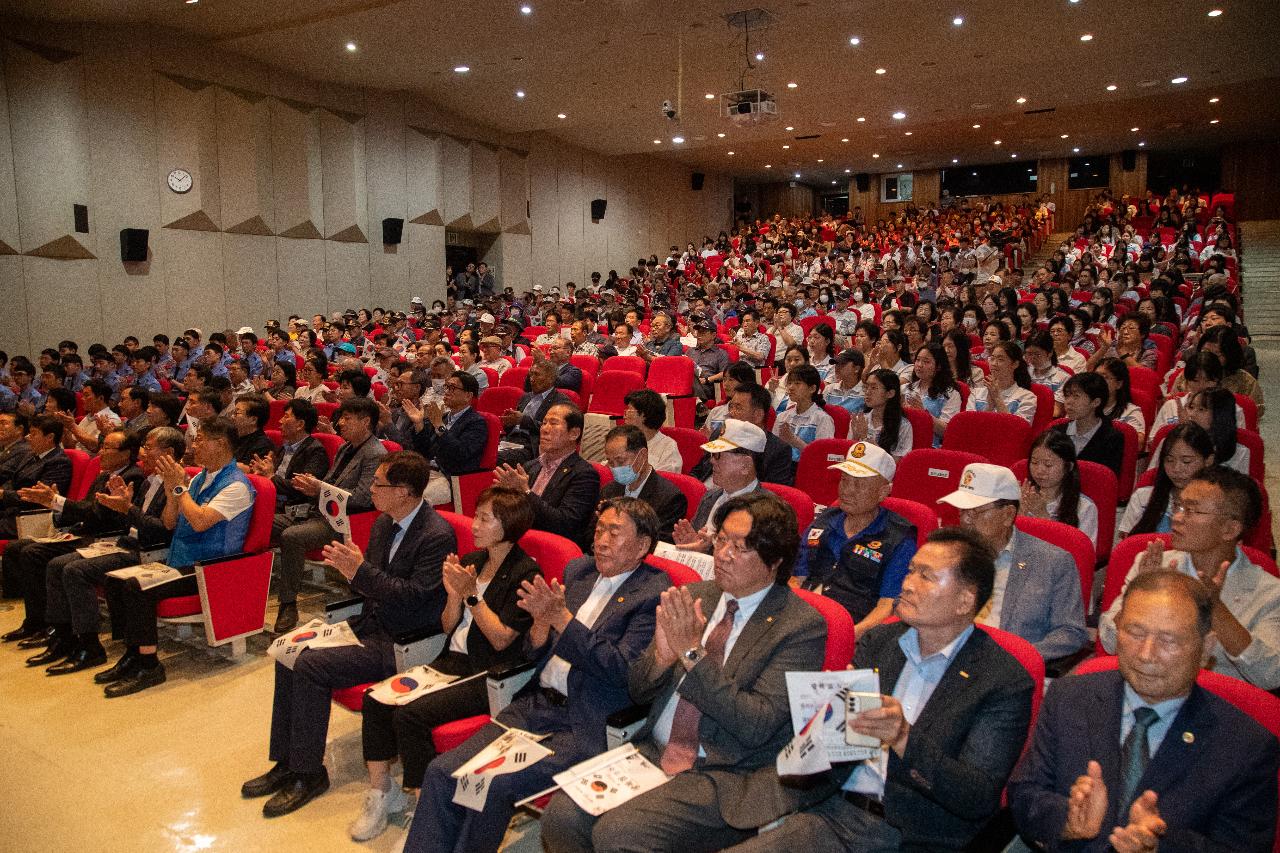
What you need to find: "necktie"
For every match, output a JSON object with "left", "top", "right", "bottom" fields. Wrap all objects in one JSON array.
[
  {"left": 660, "top": 599, "right": 739, "bottom": 775},
  {"left": 385, "top": 522, "right": 403, "bottom": 568},
  {"left": 330, "top": 444, "right": 353, "bottom": 480},
  {"left": 1119, "top": 706, "right": 1159, "bottom": 811}
]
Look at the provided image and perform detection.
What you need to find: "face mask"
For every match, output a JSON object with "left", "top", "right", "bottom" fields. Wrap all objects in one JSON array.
[
  {"left": 610, "top": 464, "right": 638, "bottom": 487},
  {"left": 962, "top": 316, "right": 978, "bottom": 330}
]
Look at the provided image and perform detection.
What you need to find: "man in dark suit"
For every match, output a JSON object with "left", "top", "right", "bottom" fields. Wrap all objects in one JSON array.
[
  {"left": 674, "top": 419, "right": 766, "bottom": 554},
  {"left": 2, "top": 429, "right": 144, "bottom": 664},
  {"left": 404, "top": 497, "right": 671, "bottom": 853},
  {"left": 1010, "top": 570, "right": 1280, "bottom": 851},
  {"left": 691, "top": 384, "right": 796, "bottom": 486},
  {"left": 600, "top": 425, "right": 687, "bottom": 543},
  {"left": 230, "top": 393, "right": 277, "bottom": 467},
  {"left": 0, "top": 414, "right": 74, "bottom": 539},
  {"left": 712, "top": 527, "right": 1035, "bottom": 853},
  {"left": 1054, "top": 372, "right": 1125, "bottom": 477},
  {"left": 272, "top": 396, "right": 388, "bottom": 632},
  {"left": 547, "top": 337, "right": 583, "bottom": 392},
  {"left": 0, "top": 411, "right": 32, "bottom": 491},
  {"left": 494, "top": 403, "right": 600, "bottom": 551},
  {"left": 497, "top": 359, "right": 570, "bottom": 466},
  {"left": 249, "top": 399, "right": 329, "bottom": 512},
  {"left": 543, "top": 491, "right": 828, "bottom": 852},
  {"left": 242, "top": 450, "right": 455, "bottom": 818},
  {"left": 412, "top": 370, "right": 489, "bottom": 506}
]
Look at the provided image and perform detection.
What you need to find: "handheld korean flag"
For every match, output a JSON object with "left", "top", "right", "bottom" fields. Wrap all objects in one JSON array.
[
  {"left": 318, "top": 483, "right": 353, "bottom": 543},
  {"left": 776, "top": 700, "right": 832, "bottom": 777},
  {"left": 452, "top": 728, "right": 553, "bottom": 812},
  {"left": 266, "top": 617, "right": 362, "bottom": 670}
]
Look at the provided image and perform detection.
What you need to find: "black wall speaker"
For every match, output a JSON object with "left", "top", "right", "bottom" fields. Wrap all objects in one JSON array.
[
  {"left": 854, "top": 173, "right": 870, "bottom": 193},
  {"left": 691, "top": 172, "right": 705, "bottom": 191},
  {"left": 120, "top": 228, "right": 148, "bottom": 263},
  {"left": 382, "top": 217, "right": 404, "bottom": 245},
  {"left": 590, "top": 198, "right": 607, "bottom": 220},
  {"left": 1121, "top": 150, "right": 1137, "bottom": 172},
  {"left": 73, "top": 204, "right": 89, "bottom": 234}
]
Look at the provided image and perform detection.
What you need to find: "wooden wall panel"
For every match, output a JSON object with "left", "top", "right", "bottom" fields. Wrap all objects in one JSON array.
[
  {"left": 271, "top": 99, "right": 324, "bottom": 239},
  {"left": 470, "top": 141, "right": 500, "bottom": 233},
  {"left": 221, "top": 233, "right": 277, "bottom": 322},
  {"left": 440, "top": 134, "right": 473, "bottom": 229},
  {"left": 5, "top": 40, "right": 94, "bottom": 258},
  {"left": 0, "top": 257, "right": 30, "bottom": 355},
  {"left": 159, "top": 229, "right": 224, "bottom": 335},
  {"left": 556, "top": 147, "right": 585, "bottom": 287},
  {"left": 0, "top": 58, "right": 20, "bottom": 256},
  {"left": 275, "top": 237, "right": 326, "bottom": 320},
  {"left": 405, "top": 221, "right": 446, "bottom": 306},
  {"left": 528, "top": 145, "right": 559, "bottom": 288},
  {"left": 365, "top": 92, "right": 410, "bottom": 310},
  {"left": 216, "top": 87, "right": 274, "bottom": 235},
  {"left": 498, "top": 148, "right": 529, "bottom": 235},
  {"left": 155, "top": 73, "right": 221, "bottom": 232},
  {"left": 325, "top": 240, "right": 369, "bottom": 313},
  {"left": 406, "top": 128, "right": 444, "bottom": 226},
  {"left": 321, "top": 110, "right": 368, "bottom": 243}
]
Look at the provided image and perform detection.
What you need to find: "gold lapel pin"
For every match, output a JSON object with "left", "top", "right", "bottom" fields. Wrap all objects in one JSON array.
[
  {"left": 1182, "top": 731, "right": 1195, "bottom": 744},
  {"left": 616, "top": 596, "right": 625, "bottom": 603},
  {"left": 766, "top": 616, "right": 775, "bottom": 623},
  {"left": 959, "top": 670, "right": 970, "bottom": 679}
]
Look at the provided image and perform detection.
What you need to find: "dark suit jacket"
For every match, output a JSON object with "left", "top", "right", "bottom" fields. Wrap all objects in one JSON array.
[
  {"left": 234, "top": 430, "right": 277, "bottom": 466},
  {"left": 504, "top": 556, "right": 669, "bottom": 753},
  {"left": 452, "top": 545, "right": 540, "bottom": 671},
  {"left": 600, "top": 470, "right": 687, "bottom": 543},
  {"left": 2, "top": 447, "right": 74, "bottom": 514},
  {"left": 1052, "top": 418, "right": 1124, "bottom": 478},
  {"left": 411, "top": 406, "right": 488, "bottom": 477},
  {"left": 724, "top": 622, "right": 1034, "bottom": 852},
  {"left": 272, "top": 435, "right": 330, "bottom": 506},
  {"left": 323, "top": 435, "right": 388, "bottom": 514},
  {"left": 507, "top": 389, "right": 572, "bottom": 459},
  {"left": 1009, "top": 669, "right": 1280, "bottom": 852},
  {"left": 120, "top": 477, "right": 172, "bottom": 550},
  {"left": 525, "top": 451, "right": 601, "bottom": 550},
  {"left": 58, "top": 464, "right": 146, "bottom": 535},
  {"left": 349, "top": 501, "right": 455, "bottom": 639},
  {"left": 554, "top": 361, "right": 583, "bottom": 392},
  {"left": 629, "top": 582, "right": 826, "bottom": 783},
  {"left": 0, "top": 439, "right": 32, "bottom": 485}
]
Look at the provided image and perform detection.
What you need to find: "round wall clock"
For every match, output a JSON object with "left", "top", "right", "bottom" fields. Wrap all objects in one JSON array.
[{"left": 167, "top": 168, "right": 193, "bottom": 194}]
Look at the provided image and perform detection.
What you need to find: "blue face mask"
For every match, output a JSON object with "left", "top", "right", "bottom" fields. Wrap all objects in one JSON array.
[{"left": 610, "top": 464, "right": 638, "bottom": 487}]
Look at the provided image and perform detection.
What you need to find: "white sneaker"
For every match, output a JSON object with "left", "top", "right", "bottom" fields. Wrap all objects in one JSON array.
[{"left": 349, "top": 785, "right": 409, "bottom": 841}]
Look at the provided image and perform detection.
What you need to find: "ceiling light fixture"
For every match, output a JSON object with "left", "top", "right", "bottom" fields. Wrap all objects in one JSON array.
[
  {"left": 653, "top": 139, "right": 661, "bottom": 144},
  {"left": 952, "top": 158, "right": 959, "bottom": 163},
  {"left": 845, "top": 168, "right": 852, "bottom": 173},
  {"left": 1011, "top": 153, "right": 1018, "bottom": 158},
  {"left": 1131, "top": 126, "right": 1139, "bottom": 131},
  {"left": 787, "top": 82, "right": 798, "bottom": 89},
  {"left": 1072, "top": 147, "right": 1080, "bottom": 152},
  {"left": 756, "top": 52, "right": 765, "bottom": 61},
  {"left": 782, "top": 144, "right": 790, "bottom": 149},
  {"left": 1139, "top": 141, "right": 1146, "bottom": 146},
  {"left": 832, "top": 180, "right": 838, "bottom": 184},
  {"left": 672, "top": 136, "right": 684, "bottom": 143},
  {"left": 952, "top": 16, "right": 964, "bottom": 26},
  {"left": 515, "top": 90, "right": 526, "bottom": 98},
  {"left": 1061, "top": 133, "right": 1069, "bottom": 138},
  {"left": 1209, "top": 96, "right": 1220, "bottom": 103},
  {"left": 1207, "top": 8, "right": 1223, "bottom": 15},
  {"left": 454, "top": 65, "right": 470, "bottom": 73},
  {"left": 817, "top": 158, "right": 824, "bottom": 162},
  {"left": 994, "top": 139, "right": 1002, "bottom": 145},
  {"left": 856, "top": 116, "right": 866, "bottom": 122},
  {"left": 875, "top": 68, "right": 886, "bottom": 75},
  {"left": 1210, "top": 118, "right": 1220, "bottom": 124},
  {"left": 557, "top": 113, "right": 566, "bottom": 119},
  {"left": 872, "top": 153, "right": 880, "bottom": 158},
  {"left": 1171, "top": 76, "right": 1188, "bottom": 84},
  {"left": 896, "top": 163, "right": 903, "bottom": 168},
  {"left": 1106, "top": 85, "right": 1118, "bottom": 92},
  {"left": 892, "top": 111, "right": 906, "bottom": 119},
  {"left": 1080, "top": 33, "right": 1093, "bottom": 41},
  {"left": 849, "top": 36, "right": 861, "bottom": 45},
  {"left": 728, "top": 151, "right": 735, "bottom": 155},
  {"left": 346, "top": 42, "right": 357, "bottom": 51},
  {"left": 972, "top": 123, "right": 981, "bottom": 128},
  {"left": 520, "top": 3, "right": 533, "bottom": 13},
  {"left": 704, "top": 93, "right": 715, "bottom": 100},
  {"left": 765, "top": 163, "right": 772, "bottom": 168},
  {"left": 841, "top": 137, "right": 849, "bottom": 142},
  {"left": 905, "top": 131, "right": 913, "bottom": 136},
  {"left": 717, "top": 132, "right": 726, "bottom": 138},
  {"left": 794, "top": 172, "right": 801, "bottom": 178},
  {"left": 785, "top": 126, "right": 794, "bottom": 131},
  {"left": 186, "top": 0, "right": 198, "bottom": 4},
  {"left": 1016, "top": 97, "right": 1027, "bottom": 104}
]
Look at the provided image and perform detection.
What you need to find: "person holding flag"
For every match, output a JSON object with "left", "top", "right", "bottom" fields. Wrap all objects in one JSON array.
[{"left": 241, "top": 451, "right": 455, "bottom": 819}]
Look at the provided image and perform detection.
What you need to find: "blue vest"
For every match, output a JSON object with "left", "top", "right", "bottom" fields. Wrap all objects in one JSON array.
[
  {"left": 169, "top": 461, "right": 255, "bottom": 568},
  {"left": 800, "top": 506, "right": 916, "bottom": 622}
]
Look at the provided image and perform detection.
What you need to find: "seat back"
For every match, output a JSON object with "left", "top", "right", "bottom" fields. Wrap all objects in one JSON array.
[
  {"left": 517, "top": 529, "right": 582, "bottom": 586},
  {"left": 588, "top": 370, "right": 646, "bottom": 417},
  {"left": 824, "top": 404, "right": 852, "bottom": 441},
  {"left": 570, "top": 354, "right": 601, "bottom": 378},
  {"left": 312, "top": 432, "right": 344, "bottom": 465},
  {"left": 761, "top": 482, "right": 816, "bottom": 530},
  {"left": 793, "top": 438, "right": 854, "bottom": 507},
  {"left": 799, "top": 315, "right": 837, "bottom": 340},
  {"left": 573, "top": 368, "right": 594, "bottom": 410},
  {"left": 499, "top": 366, "right": 530, "bottom": 390},
  {"left": 314, "top": 401, "right": 339, "bottom": 422},
  {"left": 880, "top": 497, "right": 939, "bottom": 547},
  {"left": 65, "top": 449, "right": 98, "bottom": 501},
  {"left": 602, "top": 355, "right": 647, "bottom": 379},
  {"left": 793, "top": 588, "right": 856, "bottom": 671},
  {"left": 1235, "top": 393, "right": 1260, "bottom": 432},
  {"left": 890, "top": 447, "right": 989, "bottom": 526},
  {"left": 438, "top": 510, "right": 476, "bottom": 556},
  {"left": 657, "top": 471, "right": 706, "bottom": 521},
  {"left": 242, "top": 474, "right": 278, "bottom": 554},
  {"left": 1014, "top": 516, "right": 1096, "bottom": 605},
  {"left": 264, "top": 429, "right": 284, "bottom": 449},
  {"left": 1028, "top": 384, "right": 1056, "bottom": 437},
  {"left": 1011, "top": 458, "right": 1117, "bottom": 564},
  {"left": 943, "top": 411, "right": 1032, "bottom": 468},
  {"left": 902, "top": 407, "right": 934, "bottom": 450},
  {"left": 660, "top": 426, "right": 709, "bottom": 475},
  {"left": 267, "top": 398, "right": 289, "bottom": 430},
  {"left": 644, "top": 555, "right": 703, "bottom": 586},
  {"left": 647, "top": 356, "right": 695, "bottom": 396},
  {"left": 474, "top": 386, "right": 523, "bottom": 418},
  {"left": 977, "top": 624, "right": 1045, "bottom": 742}
]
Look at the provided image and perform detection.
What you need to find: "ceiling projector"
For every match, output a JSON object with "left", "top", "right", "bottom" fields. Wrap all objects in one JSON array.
[{"left": 719, "top": 89, "right": 779, "bottom": 125}]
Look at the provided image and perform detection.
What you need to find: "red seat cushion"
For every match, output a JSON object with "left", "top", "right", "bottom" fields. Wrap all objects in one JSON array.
[
  {"left": 333, "top": 683, "right": 372, "bottom": 712},
  {"left": 155, "top": 594, "right": 202, "bottom": 618}
]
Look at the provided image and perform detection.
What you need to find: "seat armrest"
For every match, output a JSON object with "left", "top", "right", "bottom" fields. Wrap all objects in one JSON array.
[
  {"left": 605, "top": 703, "right": 651, "bottom": 751},
  {"left": 324, "top": 596, "right": 364, "bottom": 624},
  {"left": 486, "top": 661, "right": 538, "bottom": 717},
  {"left": 394, "top": 632, "right": 446, "bottom": 670},
  {"left": 137, "top": 546, "right": 170, "bottom": 565}
]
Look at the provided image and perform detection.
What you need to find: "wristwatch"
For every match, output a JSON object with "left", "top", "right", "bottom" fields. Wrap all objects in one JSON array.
[
  {"left": 171, "top": 484, "right": 188, "bottom": 497},
  {"left": 681, "top": 646, "right": 706, "bottom": 668},
  {"left": 465, "top": 594, "right": 481, "bottom": 608}
]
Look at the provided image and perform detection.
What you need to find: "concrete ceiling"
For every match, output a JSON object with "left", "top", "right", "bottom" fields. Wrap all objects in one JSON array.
[{"left": 7, "top": 0, "right": 1280, "bottom": 185}]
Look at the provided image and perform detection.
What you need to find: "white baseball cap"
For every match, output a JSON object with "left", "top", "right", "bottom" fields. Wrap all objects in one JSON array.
[
  {"left": 479, "top": 313, "right": 495, "bottom": 324},
  {"left": 411, "top": 296, "right": 423, "bottom": 304},
  {"left": 236, "top": 326, "right": 254, "bottom": 335},
  {"left": 829, "top": 441, "right": 896, "bottom": 481},
  {"left": 701, "top": 418, "right": 766, "bottom": 454},
  {"left": 937, "top": 463, "right": 1021, "bottom": 510},
  {"left": 533, "top": 284, "right": 544, "bottom": 291}
]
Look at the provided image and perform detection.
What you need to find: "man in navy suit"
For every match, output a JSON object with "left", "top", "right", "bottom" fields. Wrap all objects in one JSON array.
[
  {"left": 546, "top": 337, "right": 583, "bottom": 393},
  {"left": 241, "top": 451, "right": 455, "bottom": 818},
  {"left": 497, "top": 360, "right": 570, "bottom": 466},
  {"left": 411, "top": 370, "right": 489, "bottom": 506},
  {"left": 403, "top": 497, "right": 671, "bottom": 853},
  {"left": 1010, "top": 570, "right": 1280, "bottom": 852},
  {"left": 0, "top": 414, "right": 73, "bottom": 538}
]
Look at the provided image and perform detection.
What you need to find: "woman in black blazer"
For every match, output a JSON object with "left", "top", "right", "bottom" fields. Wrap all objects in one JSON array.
[
  {"left": 352, "top": 486, "right": 540, "bottom": 842},
  {"left": 1052, "top": 371, "right": 1125, "bottom": 478}
]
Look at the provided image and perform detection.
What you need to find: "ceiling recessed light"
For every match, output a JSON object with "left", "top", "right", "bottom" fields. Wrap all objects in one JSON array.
[
  {"left": 185, "top": 0, "right": 198, "bottom": 4},
  {"left": 1171, "top": 76, "right": 1188, "bottom": 84},
  {"left": 728, "top": 151, "right": 735, "bottom": 155},
  {"left": 832, "top": 180, "right": 838, "bottom": 184},
  {"left": 1072, "top": 147, "right": 1080, "bottom": 152},
  {"left": 782, "top": 144, "right": 790, "bottom": 149},
  {"left": 872, "top": 153, "right": 880, "bottom": 158},
  {"left": 1011, "top": 153, "right": 1018, "bottom": 158},
  {"left": 972, "top": 123, "right": 981, "bottom": 129},
  {"left": 856, "top": 116, "right": 866, "bottom": 122},
  {"left": 896, "top": 163, "right": 903, "bottom": 168},
  {"left": 345, "top": 42, "right": 357, "bottom": 52},
  {"left": 952, "top": 16, "right": 964, "bottom": 26},
  {"left": 454, "top": 65, "right": 470, "bottom": 73},
  {"left": 704, "top": 93, "right": 715, "bottom": 100},
  {"left": 1106, "top": 84, "right": 1117, "bottom": 91},
  {"left": 849, "top": 36, "right": 861, "bottom": 45},
  {"left": 557, "top": 113, "right": 566, "bottom": 119},
  {"left": 785, "top": 126, "right": 794, "bottom": 131},
  {"left": 1209, "top": 96, "right": 1220, "bottom": 103},
  {"left": 653, "top": 139, "right": 661, "bottom": 144},
  {"left": 1080, "top": 33, "right": 1093, "bottom": 41},
  {"left": 756, "top": 52, "right": 765, "bottom": 61},
  {"left": 520, "top": 4, "right": 532, "bottom": 13},
  {"left": 515, "top": 90, "right": 526, "bottom": 98},
  {"left": 765, "top": 164, "right": 772, "bottom": 168},
  {"left": 787, "top": 82, "right": 798, "bottom": 89},
  {"left": 841, "top": 137, "right": 849, "bottom": 142},
  {"left": 994, "top": 139, "right": 1002, "bottom": 145},
  {"left": 892, "top": 111, "right": 906, "bottom": 119},
  {"left": 845, "top": 168, "right": 852, "bottom": 173},
  {"left": 875, "top": 68, "right": 887, "bottom": 75},
  {"left": 1060, "top": 133, "right": 1069, "bottom": 138},
  {"left": 1016, "top": 97, "right": 1027, "bottom": 104},
  {"left": 1210, "top": 118, "right": 1220, "bottom": 124},
  {"left": 952, "top": 158, "right": 959, "bottom": 163},
  {"left": 717, "top": 132, "right": 726, "bottom": 138},
  {"left": 794, "top": 172, "right": 801, "bottom": 178},
  {"left": 672, "top": 136, "right": 684, "bottom": 144},
  {"left": 817, "top": 159, "right": 824, "bottom": 162},
  {"left": 1207, "top": 8, "right": 1223, "bottom": 15},
  {"left": 1139, "top": 141, "right": 1146, "bottom": 146},
  {"left": 1131, "top": 126, "right": 1139, "bottom": 132}
]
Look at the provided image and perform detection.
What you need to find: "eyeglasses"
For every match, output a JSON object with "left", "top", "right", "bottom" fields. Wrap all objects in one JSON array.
[
  {"left": 443, "top": 382, "right": 465, "bottom": 392},
  {"left": 713, "top": 532, "right": 755, "bottom": 558},
  {"left": 1171, "top": 500, "right": 1233, "bottom": 520},
  {"left": 370, "top": 480, "right": 401, "bottom": 490}
]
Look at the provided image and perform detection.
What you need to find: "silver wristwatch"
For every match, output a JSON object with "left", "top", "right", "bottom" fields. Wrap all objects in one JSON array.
[
  {"left": 171, "top": 484, "right": 188, "bottom": 497},
  {"left": 681, "top": 646, "right": 706, "bottom": 668}
]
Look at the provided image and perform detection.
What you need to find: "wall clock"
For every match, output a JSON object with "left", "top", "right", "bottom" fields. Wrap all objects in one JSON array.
[{"left": 167, "top": 168, "right": 193, "bottom": 194}]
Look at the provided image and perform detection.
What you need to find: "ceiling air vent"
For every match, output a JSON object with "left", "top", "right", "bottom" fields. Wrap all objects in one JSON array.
[
  {"left": 795, "top": 134, "right": 821, "bottom": 140},
  {"left": 1024, "top": 107, "right": 1056, "bottom": 115}
]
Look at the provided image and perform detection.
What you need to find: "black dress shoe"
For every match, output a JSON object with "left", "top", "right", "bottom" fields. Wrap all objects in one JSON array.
[
  {"left": 241, "top": 762, "right": 294, "bottom": 799},
  {"left": 16, "top": 627, "right": 56, "bottom": 649},
  {"left": 46, "top": 644, "right": 108, "bottom": 675},
  {"left": 26, "top": 636, "right": 73, "bottom": 667},
  {"left": 94, "top": 651, "right": 141, "bottom": 684},
  {"left": 103, "top": 662, "right": 166, "bottom": 697},
  {"left": 1, "top": 624, "right": 42, "bottom": 643},
  {"left": 263, "top": 768, "right": 329, "bottom": 817},
  {"left": 273, "top": 602, "right": 299, "bottom": 634}
]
